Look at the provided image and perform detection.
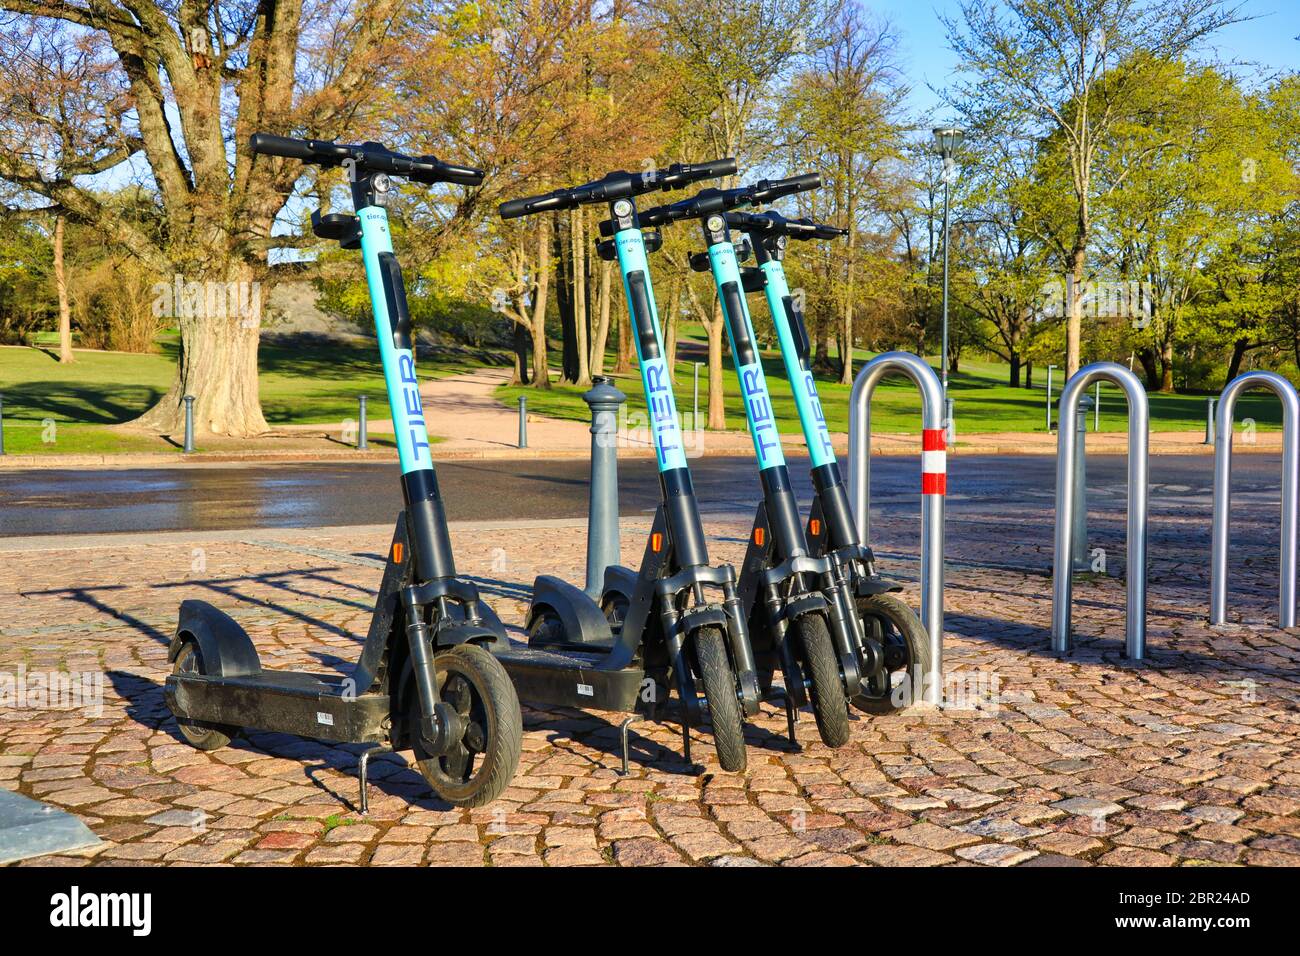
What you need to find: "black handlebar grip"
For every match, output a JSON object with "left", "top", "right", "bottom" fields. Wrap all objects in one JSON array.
[
  {"left": 692, "top": 158, "right": 738, "bottom": 178},
  {"left": 759, "top": 173, "right": 821, "bottom": 199},
  {"left": 437, "top": 161, "right": 485, "bottom": 187},
  {"left": 249, "top": 133, "right": 316, "bottom": 160},
  {"left": 499, "top": 191, "right": 570, "bottom": 219}
]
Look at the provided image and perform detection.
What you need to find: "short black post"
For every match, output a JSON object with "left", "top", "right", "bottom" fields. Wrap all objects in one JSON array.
[
  {"left": 183, "top": 395, "right": 195, "bottom": 454},
  {"left": 357, "top": 395, "right": 369, "bottom": 450},
  {"left": 0, "top": 393, "right": 6, "bottom": 456},
  {"left": 518, "top": 395, "right": 528, "bottom": 449}
]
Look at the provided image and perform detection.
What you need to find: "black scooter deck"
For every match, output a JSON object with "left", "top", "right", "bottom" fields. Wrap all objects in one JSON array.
[
  {"left": 166, "top": 670, "right": 389, "bottom": 744},
  {"left": 494, "top": 643, "right": 645, "bottom": 712}
]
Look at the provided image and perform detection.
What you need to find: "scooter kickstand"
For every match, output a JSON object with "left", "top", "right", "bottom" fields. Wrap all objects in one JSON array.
[
  {"left": 784, "top": 693, "right": 800, "bottom": 751},
  {"left": 618, "top": 715, "right": 642, "bottom": 776},
  {"left": 357, "top": 745, "right": 394, "bottom": 815}
]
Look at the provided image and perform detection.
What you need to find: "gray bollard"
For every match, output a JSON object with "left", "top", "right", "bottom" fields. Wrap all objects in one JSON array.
[
  {"left": 517, "top": 395, "right": 527, "bottom": 449},
  {"left": 183, "top": 395, "right": 195, "bottom": 454},
  {"left": 945, "top": 396, "right": 955, "bottom": 444},
  {"left": 582, "top": 376, "right": 626, "bottom": 598},
  {"left": 1204, "top": 397, "right": 1216, "bottom": 445},
  {"left": 1071, "top": 394, "right": 1094, "bottom": 572},
  {"left": 0, "top": 393, "right": 5, "bottom": 456},
  {"left": 1094, "top": 382, "right": 1101, "bottom": 431},
  {"left": 357, "top": 395, "right": 369, "bottom": 450}
]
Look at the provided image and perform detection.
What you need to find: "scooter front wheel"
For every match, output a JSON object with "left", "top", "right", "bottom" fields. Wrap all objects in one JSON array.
[
  {"left": 411, "top": 644, "right": 522, "bottom": 807},
  {"left": 692, "top": 625, "right": 747, "bottom": 773},
  {"left": 794, "top": 613, "right": 851, "bottom": 747},
  {"left": 853, "top": 594, "right": 931, "bottom": 715}
]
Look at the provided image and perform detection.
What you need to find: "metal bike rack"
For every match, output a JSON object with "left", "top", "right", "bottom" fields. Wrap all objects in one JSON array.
[
  {"left": 1210, "top": 370, "right": 1299, "bottom": 628},
  {"left": 848, "top": 351, "right": 945, "bottom": 704},
  {"left": 1051, "top": 363, "right": 1149, "bottom": 658}
]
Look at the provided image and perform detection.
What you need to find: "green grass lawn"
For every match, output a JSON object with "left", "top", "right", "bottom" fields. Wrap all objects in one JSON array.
[
  {"left": 0, "top": 340, "right": 503, "bottom": 454},
  {"left": 498, "top": 344, "right": 1287, "bottom": 435}
]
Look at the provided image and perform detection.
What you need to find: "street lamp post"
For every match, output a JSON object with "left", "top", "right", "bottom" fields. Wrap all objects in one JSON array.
[{"left": 933, "top": 127, "right": 964, "bottom": 408}]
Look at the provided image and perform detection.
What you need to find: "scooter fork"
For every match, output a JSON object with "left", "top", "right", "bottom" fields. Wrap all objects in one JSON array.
[{"left": 400, "top": 586, "right": 461, "bottom": 754}]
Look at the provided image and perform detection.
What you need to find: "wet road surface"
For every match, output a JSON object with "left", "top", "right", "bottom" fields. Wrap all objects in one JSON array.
[{"left": 0, "top": 454, "right": 1286, "bottom": 537}]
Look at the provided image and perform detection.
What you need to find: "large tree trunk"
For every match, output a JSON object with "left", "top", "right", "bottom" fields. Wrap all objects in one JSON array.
[
  {"left": 571, "top": 208, "right": 590, "bottom": 387},
  {"left": 589, "top": 259, "right": 612, "bottom": 378},
  {"left": 53, "top": 215, "right": 73, "bottom": 364},
  {"left": 615, "top": 296, "right": 632, "bottom": 372},
  {"left": 511, "top": 324, "right": 530, "bottom": 385},
  {"left": 130, "top": 262, "right": 268, "bottom": 436},
  {"left": 1009, "top": 351, "right": 1021, "bottom": 388},
  {"left": 1159, "top": 336, "right": 1175, "bottom": 393},
  {"left": 1024, "top": 360, "right": 1033, "bottom": 390},
  {"left": 705, "top": 303, "right": 725, "bottom": 431},
  {"left": 1224, "top": 338, "right": 1251, "bottom": 386},
  {"left": 1066, "top": 237, "right": 1086, "bottom": 377},
  {"left": 663, "top": 277, "right": 680, "bottom": 384},
  {"left": 1135, "top": 347, "right": 1160, "bottom": 390},
  {"left": 531, "top": 221, "right": 552, "bottom": 388}
]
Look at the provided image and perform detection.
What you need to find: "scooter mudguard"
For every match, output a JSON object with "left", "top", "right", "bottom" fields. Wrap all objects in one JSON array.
[
  {"left": 601, "top": 565, "right": 638, "bottom": 607},
  {"left": 527, "top": 575, "right": 615, "bottom": 647},
  {"left": 853, "top": 577, "right": 904, "bottom": 598},
  {"left": 434, "top": 600, "right": 510, "bottom": 648},
  {"left": 169, "top": 599, "right": 261, "bottom": 677}
]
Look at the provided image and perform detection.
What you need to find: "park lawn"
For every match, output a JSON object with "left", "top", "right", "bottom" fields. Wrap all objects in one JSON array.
[
  {"left": 0, "top": 340, "right": 498, "bottom": 453},
  {"left": 496, "top": 343, "right": 1287, "bottom": 435}
]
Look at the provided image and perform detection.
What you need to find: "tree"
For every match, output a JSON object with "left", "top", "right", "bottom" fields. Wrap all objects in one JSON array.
[
  {"left": 778, "top": 2, "right": 906, "bottom": 382},
  {"left": 0, "top": 0, "right": 410, "bottom": 435},
  {"left": 944, "top": 0, "right": 1242, "bottom": 377},
  {"left": 650, "top": 0, "right": 832, "bottom": 428}
]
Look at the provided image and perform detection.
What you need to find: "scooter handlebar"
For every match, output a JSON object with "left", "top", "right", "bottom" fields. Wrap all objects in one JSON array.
[
  {"left": 498, "top": 158, "right": 736, "bottom": 220},
  {"left": 249, "top": 133, "right": 483, "bottom": 187}
]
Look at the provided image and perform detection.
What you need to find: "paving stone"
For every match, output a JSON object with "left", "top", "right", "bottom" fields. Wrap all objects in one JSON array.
[{"left": 3, "top": 516, "right": 1297, "bottom": 868}]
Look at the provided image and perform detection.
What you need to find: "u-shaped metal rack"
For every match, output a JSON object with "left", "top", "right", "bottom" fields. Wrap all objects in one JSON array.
[
  {"left": 1210, "top": 370, "right": 1300, "bottom": 628},
  {"left": 1051, "top": 363, "right": 1150, "bottom": 659}
]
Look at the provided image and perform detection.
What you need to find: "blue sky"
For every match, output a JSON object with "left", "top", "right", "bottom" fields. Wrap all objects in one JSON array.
[{"left": 872, "top": 0, "right": 1299, "bottom": 122}]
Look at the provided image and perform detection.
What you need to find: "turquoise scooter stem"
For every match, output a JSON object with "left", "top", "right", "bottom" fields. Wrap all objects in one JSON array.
[
  {"left": 705, "top": 238, "right": 786, "bottom": 472},
  {"left": 357, "top": 205, "right": 434, "bottom": 476},
  {"left": 613, "top": 226, "right": 688, "bottom": 473},
  {"left": 757, "top": 259, "right": 836, "bottom": 469}
]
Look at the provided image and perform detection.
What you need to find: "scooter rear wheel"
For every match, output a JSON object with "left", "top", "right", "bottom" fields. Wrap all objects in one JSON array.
[
  {"left": 692, "top": 625, "right": 747, "bottom": 773},
  {"left": 411, "top": 644, "right": 522, "bottom": 808},
  {"left": 171, "top": 642, "right": 238, "bottom": 751},
  {"left": 795, "top": 613, "right": 851, "bottom": 747},
  {"left": 853, "top": 594, "right": 931, "bottom": 715}
]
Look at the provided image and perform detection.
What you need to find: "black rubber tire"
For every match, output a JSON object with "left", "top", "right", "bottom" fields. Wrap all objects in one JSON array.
[
  {"left": 853, "top": 593, "right": 932, "bottom": 715},
  {"left": 794, "top": 613, "right": 851, "bottom": 747},
  {"left": 411, "top": 644, "right": 522, "bottom": 808},
  {"left": 171, "top": 642, "right": 237, "bottom": 751},
  {"left": 692, "top": 625, "right": 747, "bottom": 773}
]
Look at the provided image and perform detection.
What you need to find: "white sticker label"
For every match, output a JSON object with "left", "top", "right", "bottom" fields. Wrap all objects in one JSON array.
[
  {"left": 316, "top": 712, "right": 334, "bottom": 726},
  {"left": 577, "top": 683, "right": 594, "bottom": 697}
]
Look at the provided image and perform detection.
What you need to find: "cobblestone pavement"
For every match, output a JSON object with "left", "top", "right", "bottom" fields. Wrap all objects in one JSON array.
[{"left": 1, "top": 491, "right": 1298, "bottom": 867}]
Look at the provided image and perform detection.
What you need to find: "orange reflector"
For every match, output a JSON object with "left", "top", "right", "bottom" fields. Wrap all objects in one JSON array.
[
  {"left": 392, "top": 542, "right": 404, "bottom": 564},
  {"left": 651, "top": 532, "right": 664, "bottom": 553},
  {"left": 809, "top": 519, "right": 821, "bottom": 537},
  {"left": 753, "top": 527, "right": 765, "bottom": 546}
]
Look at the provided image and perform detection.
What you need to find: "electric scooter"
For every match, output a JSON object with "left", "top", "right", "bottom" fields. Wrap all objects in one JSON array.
[
  {"left": 166, "top": 133, "right": 524, "bottom": 810},
  {"left": 495, "top": 163, "right": 760, "bottom": 773},
  {"left": 623, "top": 175, "right": 868, "bottom": 748},
  {"left": 727, "top": 207, "right": 931, "bottom": 713}
]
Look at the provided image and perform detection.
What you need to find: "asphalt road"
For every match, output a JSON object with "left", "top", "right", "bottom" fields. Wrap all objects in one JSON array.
[{"left": 0, "top": 453, "right": 1286, "bottom": 537}]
